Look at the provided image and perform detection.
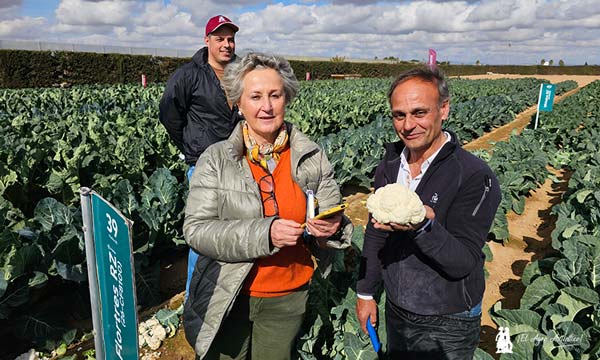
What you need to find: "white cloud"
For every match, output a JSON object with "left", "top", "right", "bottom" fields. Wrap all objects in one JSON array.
[
  {"left": 55, "top": 0, "right": 135, "bottom": 26},
  {"left": 0, "top": 16, "right": 46, "bottom": 38},
  {"left": 171, "top": 0, "right": 252, "bottom": 27},
  {"left": 0, "top": 0, "right": 597, "bottom": 65},
  {"left": 133, "top": 2, "right": 200, "bottom": 36}
]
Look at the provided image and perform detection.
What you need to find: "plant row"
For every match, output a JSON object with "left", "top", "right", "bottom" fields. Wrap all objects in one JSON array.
[{"left": 490, "top": 81, "right": 600, "bottom": 359}]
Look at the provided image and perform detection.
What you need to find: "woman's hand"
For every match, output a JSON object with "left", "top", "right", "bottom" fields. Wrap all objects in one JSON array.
[
  {"left": 306, "top": 213, "right": 342, "bottom": 239},
  {"left": 270, "top": 219, "right": 304, "bottom": 248}
]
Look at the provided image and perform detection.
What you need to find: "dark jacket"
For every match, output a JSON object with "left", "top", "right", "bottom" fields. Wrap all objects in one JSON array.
[
  {"left": 357, "top": 131, "right": 501, "bottom": 315},
  {"left": 159, "top": 47, "right": 239, "bottom": 165}
]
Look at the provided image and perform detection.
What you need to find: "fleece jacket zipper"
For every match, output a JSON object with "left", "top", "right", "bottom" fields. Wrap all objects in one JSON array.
[{"left": 472, "top": 175, "right": 491, "bottom": 216}]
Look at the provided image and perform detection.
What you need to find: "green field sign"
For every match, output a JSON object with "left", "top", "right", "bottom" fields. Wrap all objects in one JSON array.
[
  {"left": 90, "top": 192, "right": 139, "bottom": 360},
  {"left": 538, "top": 83, "right": 557, "bottom": 112}
]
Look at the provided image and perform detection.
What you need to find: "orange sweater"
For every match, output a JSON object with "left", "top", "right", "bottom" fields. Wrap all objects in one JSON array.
[{"left": 242, "top": 146, "right": 314, "bottom": 297}]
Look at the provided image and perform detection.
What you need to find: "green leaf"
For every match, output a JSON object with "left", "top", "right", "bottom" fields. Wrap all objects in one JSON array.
[
  {"left": 473, "top": 348, "right": 494, "bottom": 360},
  {"left": 0, "top": 274, "right": 30, "bottom": 319},
  {"left": 6, "top": 244, "right": 43, "bottom": 279},
  {"left": 483, "top": 243, "right": 493, "bottom": 262},
  {"left": 522, "top": 258, "right": 559, "bottom": 286},
  {"left": 28, "top": 271, "right": 48, "bottom": 289},
  {"left": 34, "top": 198, "right": 72, "bottom": 232},
  {"left": 562, "top": 286, "right": 599, "bottom": 305},
  {"left": 343, "top": 332, "right": 378, "bottom": 360},
  {"left": 550, "top": 290, "right": 595, "bottom": 325},
  {"left": 563, "top": 224, "right": 583, "bottom": 239},
  {"left": 491, "top": 307, "right": 542, "bottom": 336},
  {"left": 62, "top": 328, "right": 78, "bottom": 345},
  {"left": 156, "top": 304, "right": 183, "bottom": 329},
  {"left": 52, "top": 226, "right": 84, "bottom": 265},
  {"left": 15, "top": 312, "right": 68, "bottom": 347},
  {"left": 520, "top": 275, "right": 559, "bottom": 310},
  {"left": 142, "top": 168, "right": 179, "bottom": 206},
  {"left": 55, "top": 261, "right": 86, "bottom": 283},
  {"left": 109, "top": 179, "right": 138, "bottom": 218},
  {"left": 575, "top": 190, "right": 593, "bottom": 203},
  {"left": 0, "top": 165, "right": 17, "bottom": 196},
  {"left": 135, "top": 260, "right": 161, "bottom": 306},
  {"left": 56, "top": 343, "right": 67, "bottom": 356},
  {"left": 540, "top": 329, "right": 576, "bottom": 360}
]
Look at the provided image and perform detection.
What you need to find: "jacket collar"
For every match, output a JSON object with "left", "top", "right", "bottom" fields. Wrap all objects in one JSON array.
[
  {"left": 225, "top": 121, "right": 319, "bottom": 165},
  {"left": 382, "top": 129, "right": 459, "bottom": 184},
  {"left": 192, "top": 47, "right": 209, "bottom": 67}
]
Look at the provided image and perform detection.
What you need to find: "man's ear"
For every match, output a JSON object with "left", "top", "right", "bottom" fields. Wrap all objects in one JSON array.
[
  {"left": 440, "top": 99, "right": 450, "bottom": 121},
  {"left": 204, "top": 35, "right": 210, "bottom": 46}
]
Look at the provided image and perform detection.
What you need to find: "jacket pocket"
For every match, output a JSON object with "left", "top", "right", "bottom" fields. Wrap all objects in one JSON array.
[{"left": 472, "top": 175, "right": 491, "bottom": 216}]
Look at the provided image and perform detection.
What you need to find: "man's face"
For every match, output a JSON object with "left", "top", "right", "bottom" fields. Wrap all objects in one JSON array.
[
  {"left": 204, "top": 26, "right": 236, "bottom": 66},
  {"left": 390, "top": 78, "right": 449, "bottom": 157}
]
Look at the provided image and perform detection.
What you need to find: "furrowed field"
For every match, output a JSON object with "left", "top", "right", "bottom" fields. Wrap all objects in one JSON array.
[{"left": 1, "top": 76, "right": 599, "bottom": 360}]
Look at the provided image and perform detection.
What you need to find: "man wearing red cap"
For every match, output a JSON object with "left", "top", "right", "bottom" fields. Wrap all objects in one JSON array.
[{"left": 159, "top": 15, "right": 240, "bottom": 300}]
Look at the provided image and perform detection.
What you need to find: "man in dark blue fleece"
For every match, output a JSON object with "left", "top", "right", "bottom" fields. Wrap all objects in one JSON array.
[{"left": 355, "top": 67, "right": 501, "bottom": 359}]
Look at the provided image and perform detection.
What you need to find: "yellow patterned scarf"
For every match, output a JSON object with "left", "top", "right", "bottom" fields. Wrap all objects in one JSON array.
[{"left": 242, "top": 121, "right": 289, "bottom": 173}]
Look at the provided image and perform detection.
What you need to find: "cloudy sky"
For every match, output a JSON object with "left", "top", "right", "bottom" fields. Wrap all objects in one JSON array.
[{"left": 1, "top": 0, "right": 599, "bottom": 65}]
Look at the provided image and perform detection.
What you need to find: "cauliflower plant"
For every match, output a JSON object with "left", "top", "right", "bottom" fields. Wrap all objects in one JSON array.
[
  {"left": 366, "top": 183, "right": 426, "bottom": 225},
  {"left": 138, "top": 317, "right": 167, "bottom": 351}
]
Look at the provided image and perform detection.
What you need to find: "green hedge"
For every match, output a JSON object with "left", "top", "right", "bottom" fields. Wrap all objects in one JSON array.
[
  {"left": 1, "top": 49, "right": 599, "bottom": 88},
  {"left": 0, "top": 49, "right": 188, "bottom": 88}
]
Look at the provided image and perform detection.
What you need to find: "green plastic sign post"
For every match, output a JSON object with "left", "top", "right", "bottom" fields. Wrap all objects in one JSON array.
[
  {"left": 91, "top": 192, "right": 138, "bottom": 360},
  {"left": 538, "top": 84, "right": 556, "bottom": 112},
  {"left": 534, "top": 83, "right": 557, "bottom": 129}
]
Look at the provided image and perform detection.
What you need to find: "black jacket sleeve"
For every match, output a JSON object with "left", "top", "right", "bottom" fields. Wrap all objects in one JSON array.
[
  {"left": 159, "top": 68, "right": 192, "bottom": 153},
  {"left": 414, "top": 169, "right": 501, "bottom": 279}
]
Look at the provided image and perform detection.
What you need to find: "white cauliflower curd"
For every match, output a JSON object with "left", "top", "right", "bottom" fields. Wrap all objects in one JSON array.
[{"left": 366, "top": 183, "right": 426, "bottom": 224}]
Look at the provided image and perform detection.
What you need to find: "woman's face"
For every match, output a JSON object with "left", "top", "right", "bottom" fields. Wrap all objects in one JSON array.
[{"left": 238, "top": 68, "right": 286, "bottom": 144}]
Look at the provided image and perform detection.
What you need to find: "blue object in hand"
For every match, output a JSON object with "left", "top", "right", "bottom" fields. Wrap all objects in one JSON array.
[{"left": 366, "top": 315, "right": 381, "bottom": 353}]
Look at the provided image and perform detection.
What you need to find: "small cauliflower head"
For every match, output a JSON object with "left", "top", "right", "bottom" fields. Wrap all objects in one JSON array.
[{"left": 366, "top": 183, "right": 426, "bottom": 224}]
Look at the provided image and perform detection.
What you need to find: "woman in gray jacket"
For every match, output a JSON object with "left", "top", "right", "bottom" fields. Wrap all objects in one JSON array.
[{"left": 183, "top": 52, "right": 353, "bottom": 360}]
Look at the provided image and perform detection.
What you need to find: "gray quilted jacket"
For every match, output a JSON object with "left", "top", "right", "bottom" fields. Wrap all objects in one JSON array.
[{"left": 182, "top": 121, "right": 353, "bottom": 358}]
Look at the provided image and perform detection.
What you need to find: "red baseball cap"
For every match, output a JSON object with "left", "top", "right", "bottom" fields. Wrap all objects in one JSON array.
[{"left": 205, "top": 15, "right": 239, "bottom": 36}]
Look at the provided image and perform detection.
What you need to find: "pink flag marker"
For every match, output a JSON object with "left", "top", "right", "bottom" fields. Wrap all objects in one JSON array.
[{"left": 428, "top": 48, "right": 437, "bottom": 70}]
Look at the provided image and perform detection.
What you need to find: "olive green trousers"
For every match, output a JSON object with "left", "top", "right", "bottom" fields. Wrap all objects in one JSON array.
[{"left": 202, "top": 289, "right": 308, "bottom": 360}]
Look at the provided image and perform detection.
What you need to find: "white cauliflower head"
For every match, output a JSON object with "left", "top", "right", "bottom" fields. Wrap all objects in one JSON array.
[{"left": 366, "top": 183, "right": 426, "bottom": 225}]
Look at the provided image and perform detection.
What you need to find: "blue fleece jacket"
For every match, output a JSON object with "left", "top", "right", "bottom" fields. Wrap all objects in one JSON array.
[{"left": 357, "top": 130, "right": 501, "bottom": 315}]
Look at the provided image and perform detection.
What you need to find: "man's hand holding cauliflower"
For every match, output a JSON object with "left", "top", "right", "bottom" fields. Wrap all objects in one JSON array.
[{"left": 366, "top": 183, "right": 435, "bottom": 232}]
